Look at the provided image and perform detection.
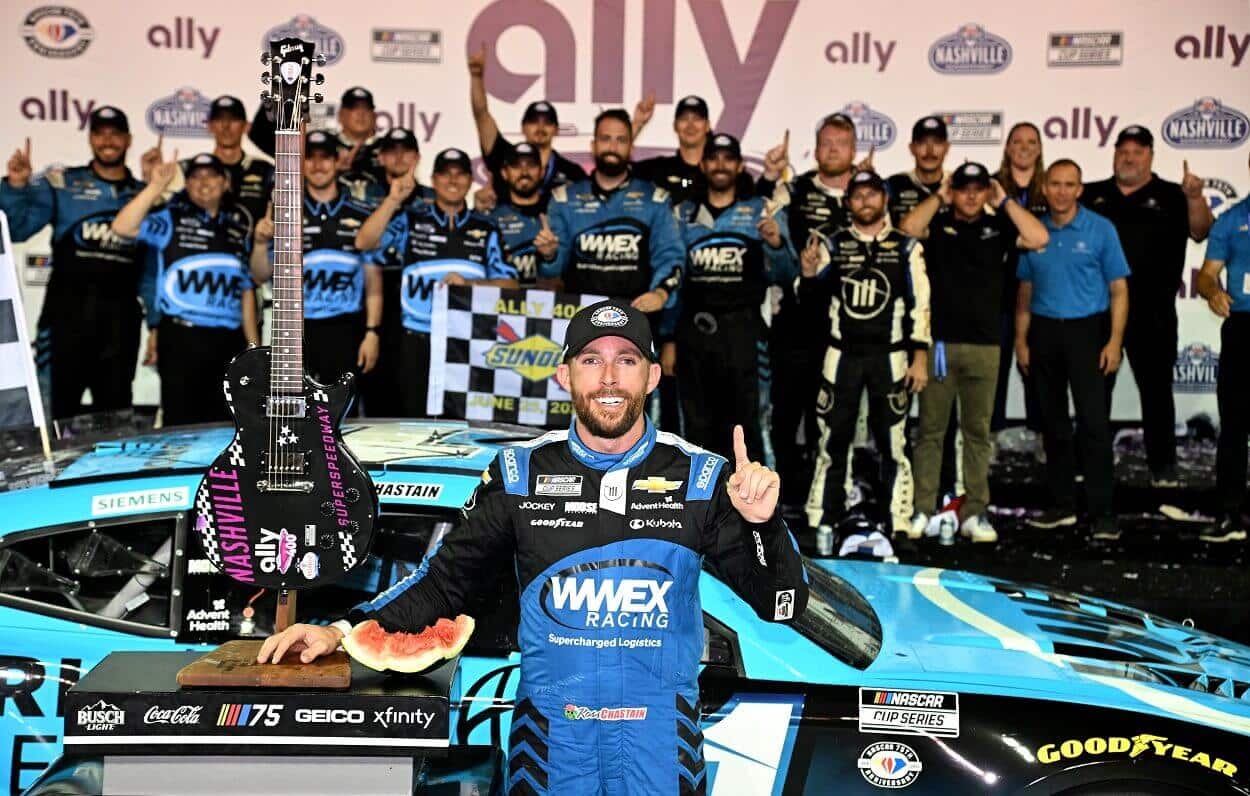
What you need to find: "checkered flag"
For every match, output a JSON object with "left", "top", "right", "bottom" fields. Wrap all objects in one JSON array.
[
  {"left": 429, "top": 286, "right": 606, "bottom": 427},
  {"left": 193, "top": 481, "right": 222, "bottom": 568},
  {"left": 338, "top": 530, "right": 358, "bottom": 569}
]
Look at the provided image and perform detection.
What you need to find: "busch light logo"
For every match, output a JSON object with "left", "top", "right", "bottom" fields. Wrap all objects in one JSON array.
[
  {"left": 22, "top": 6, "right": 93, "bottom": 58},
  {"left": 541, "top": 559, "right": 673, "bottom": 630},
  {"left": 1162, "top": 97, "right": 1250, "bottom": 149},
  {"left": 689, "top": 238, "right": 747, "bottom": 275},
  {"left": 840, "top": 101, "right": 896, "bottom": 150},
  {"left": 146, "top": 87, "right": 212, "bottom": 137},
  {"left": 929, "top": 23, "right": 1012, "bottom": 74},
  {"left": 1174, "top": 342, "right": 1219, "bottom": 393},
  {"left": 264, "top": 15, "right": 345, "bottom": 66},
  {"left": 77, "top": 699, "right": 125, "bottom": 731}
]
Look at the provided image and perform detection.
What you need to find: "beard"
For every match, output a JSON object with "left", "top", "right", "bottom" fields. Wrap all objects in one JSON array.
[
  {"left": 93, "top": 149, "right": 126, "bottom": 168},
  {"left": 509, "top": 179, "right": 539, "bottom": 199},
  {"left": 573, "top": 387, "right": 646, "bottom": 439},
  {"left": 595, "top": 153, "right": 628, "bottom": 178},
  {"left": 852, "top": 204, "right": 885, "bottom": 225},
  {"left": 706, "top": 170, "right": 736, "bottom": 191}
]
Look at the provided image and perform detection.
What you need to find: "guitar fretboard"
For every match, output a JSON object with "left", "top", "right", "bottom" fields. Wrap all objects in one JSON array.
[{"left": 271, "top": 131, "right": 304, "bottom": 395}]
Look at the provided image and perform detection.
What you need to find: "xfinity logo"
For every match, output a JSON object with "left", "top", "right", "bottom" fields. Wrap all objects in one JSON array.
[
  {"left": 296, "top": 708, "right": 364, "bottom": 724},
  {"left": 374, "top": 706, "right": 436, "bottom": 729},
  {"left": 629, "top": 518, "right": 681, "bottom": 530},
  {"left": 519, "top": 501, "right": 556, "bottom": 511},
  {"left": 578, "top": 232, "right": 642, "bottom": 260}
]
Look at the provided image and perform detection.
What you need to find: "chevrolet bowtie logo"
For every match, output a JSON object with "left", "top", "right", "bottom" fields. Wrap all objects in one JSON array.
[{"left": 632, "top": 476, "right": 683, "bottom": 494}]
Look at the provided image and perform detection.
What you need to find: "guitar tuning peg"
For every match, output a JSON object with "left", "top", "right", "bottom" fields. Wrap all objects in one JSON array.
[
  {"left": 315, "top": 53, "right": 326, "bottom": 66},
  {"left": 314, "top": 74, "right": 325, "bottom": 85},
  {"left": 313, "top": 93, "right": 324, "bottom": 104},
  {"left": 261, "top": 72, "right": 270, "bottom": 84},
  {"left": 261, "top": 51, "right": 272, "bottom": 65}
]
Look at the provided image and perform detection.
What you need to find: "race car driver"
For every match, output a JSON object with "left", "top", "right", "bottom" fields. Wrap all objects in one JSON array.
[
  {"left": 259, "top": 299, "right": 809, "bottom": 795},
  {"left": 2, "top": 107, "right": 147, "bottom": 421}
]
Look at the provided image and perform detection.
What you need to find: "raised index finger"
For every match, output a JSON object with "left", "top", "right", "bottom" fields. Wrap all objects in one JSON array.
[
  {"left": 782, "top": 129, "right": 789, "bottom": 150},
  {"left": 732, "top": 425, "right": 749, "bottom": 471},
  {"left": 540, "top": 213, "right": 551, "bottom": 232},
  {"left": 24, "top": 137, "right": 31, "bottom": 158},
  {"left": 1183, "top": 159, "right": 1190, "bottom": 175}
]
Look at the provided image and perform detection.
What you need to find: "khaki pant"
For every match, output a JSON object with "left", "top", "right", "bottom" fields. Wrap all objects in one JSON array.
[{"left": 914, "top": 343, "right": 1000, "bottom": 520}]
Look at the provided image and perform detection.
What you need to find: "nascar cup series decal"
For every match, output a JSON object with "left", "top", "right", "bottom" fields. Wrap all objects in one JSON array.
[{"left": 858, "top": 689, "right": 960, "bottom": 737}]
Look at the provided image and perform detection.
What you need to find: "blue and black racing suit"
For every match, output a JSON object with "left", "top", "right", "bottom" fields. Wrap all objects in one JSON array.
[
  {"left": 489, "top": 197, "right": 548, "bottom": 288},
  {"left": 349, "top": 420, "right": 809, "bottom": 794},
  {"left": 0, "top": 165, "right": 145, "bottom": 419}
]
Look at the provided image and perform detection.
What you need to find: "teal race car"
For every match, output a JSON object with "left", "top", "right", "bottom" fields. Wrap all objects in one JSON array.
[{"left": 3, "top": 421, "right": 1250, "bottom": 795}]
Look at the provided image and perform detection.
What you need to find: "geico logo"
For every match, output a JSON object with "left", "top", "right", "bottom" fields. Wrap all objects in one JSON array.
[
  {"left": 519, "top": 501, "right": 556, "bottom": 511},
  {"left": 690, "top": 246, "right": 745, "bottom": 271},
  {"left": 531, "top": 518, "right": 584, "bottom": 528},
  {"left": 629, "top": 518, "right": 681, "bottom": 530},
  {"left": 295, "top": 708, "right": 365, "bottom": 724},
  {"left": 578, "top": 232, "right": 642, "bottom": 259},
  {"left": 550, "top": 577, "right": 671, "bottom": 614},
  {"left": 1036, "top": 734, "right": 1237, "bottom": 777}
]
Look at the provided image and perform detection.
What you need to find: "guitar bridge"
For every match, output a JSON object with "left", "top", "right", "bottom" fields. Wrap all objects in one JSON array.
[
  {"left": 266, "top": 395, "right": 307, "bottom": 418},
  {"left": 256, "top": 479, "right": 315, "bottom": 494}
]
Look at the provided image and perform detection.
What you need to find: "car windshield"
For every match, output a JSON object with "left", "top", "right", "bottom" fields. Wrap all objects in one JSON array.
[{"left": 790, "top": 556, "right": 882, "bottom": 670}]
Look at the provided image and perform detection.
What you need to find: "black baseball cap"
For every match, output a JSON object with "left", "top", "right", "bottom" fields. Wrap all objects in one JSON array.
[
  {"left": 950, "top": 161, "right": 992, "bottom": 189},
  {"left": 185, "top": 152, "right": 227, "bottom": 177},
  {"left": 89, "top": 106, "right": 129, "bottom": 133},
  {"left": 432, "top": 148, "right": 471, "bottom": 174},
  {"left": 379, "top": 127, "right": 419, "bottom": 152},
  {"left": 209, "top": 95, "right": 247, "bottom": 121},
  {"left": 562, "top": 300, "right": 659, "bottom": 362},
  {"left": 675, "top": 95, "right": 710, "bottom": 120},
  {"left": 702, "top": 132, "right": 741, "bottom": 160},
  {"left": 912, "top": 115, "right": 948, "bottom": 143},
  {"left": 847, "top": 169, "right": 886, "bottom": 196},
  {"left": 522, "top": 101, "right": 558, "bottom": 125},
  {"left": 340, "top": 86, "right": 375, "bottom": 109},
  {"left": 305, "top": 130, "right": 341, "bottom": 157},
  {"left": 504, "top": 142, "right": 542, "bottom": 166},
  {"left": 1115, "top": 124, "right": 1154, "bottom": 148}
]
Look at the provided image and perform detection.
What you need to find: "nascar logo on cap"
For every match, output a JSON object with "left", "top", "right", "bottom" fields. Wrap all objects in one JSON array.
[
  {"left": 590, "top": 306, "right": 629, "bottom": 328},
  {"left": 964, "top": 164, "right": 982, "bottom": 174},
  {"left": 713, "top": 135, "right": 732, "bottom": 146}
]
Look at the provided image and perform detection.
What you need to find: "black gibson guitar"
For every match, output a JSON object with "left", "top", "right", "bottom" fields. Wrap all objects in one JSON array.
[{"left": 193, "top": 37, "right": 377, "bottom": 589}]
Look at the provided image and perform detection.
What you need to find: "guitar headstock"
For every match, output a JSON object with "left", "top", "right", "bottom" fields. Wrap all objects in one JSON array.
[{"left": 260, "top": 37, "right": 325, "bottom": 130}]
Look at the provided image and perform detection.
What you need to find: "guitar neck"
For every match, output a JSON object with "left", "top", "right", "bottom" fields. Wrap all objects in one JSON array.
[{"left": 271, "top": 130, "right": 305, "bottom": 394}]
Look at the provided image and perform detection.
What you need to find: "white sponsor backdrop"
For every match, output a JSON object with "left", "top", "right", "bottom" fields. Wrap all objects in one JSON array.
[{"left": 3, "top": 0, "right": 1248, "bottom": 420}]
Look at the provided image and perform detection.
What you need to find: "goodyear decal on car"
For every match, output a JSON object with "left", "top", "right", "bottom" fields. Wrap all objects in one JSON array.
[{"left": 1036, "top": 734, "right": 1237, "bottom": 777}]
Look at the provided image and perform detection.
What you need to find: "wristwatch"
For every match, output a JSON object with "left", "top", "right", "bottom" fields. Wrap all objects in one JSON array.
[{"left": 365, "top": 326, "right": 382, "bottom": 337}]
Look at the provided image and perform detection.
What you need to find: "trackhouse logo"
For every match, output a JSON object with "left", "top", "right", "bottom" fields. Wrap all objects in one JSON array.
[
  {"left": 542, "top": 560, "right": 673, "bottom": 629},
  {"left": 263, "top": 15, "right": 345, "bottom": 65},
  {"left": 841, "top": 101, "right": 896, "bottom": 150},
  {"left": 1174, "top": 342, "right": 1218, "bottom": 393},
  {"left": 146, "top": 87, "right": 212, "bottom": 137},
  {"left": 929, "top": 23, "right": 1012, "bottom": 74},
  {"left": 22, "top": 6, "right": 93, "bottom": 58},
  {"left": 1162, "top": 97, "right": 1250, "bottom": 149}
]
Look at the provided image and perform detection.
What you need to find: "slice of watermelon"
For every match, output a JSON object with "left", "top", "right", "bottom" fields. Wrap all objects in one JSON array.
[{"left": 342, "top": 615, "right": 475, "bottom": 674}]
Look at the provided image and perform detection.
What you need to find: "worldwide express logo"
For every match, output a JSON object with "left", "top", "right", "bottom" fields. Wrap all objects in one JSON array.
[
  {"left": 541, "top": 559, "right": 673, "bottom": 630},
  {"left": 929, "top": 23, "right": 1012, "bottom": 74},
  {"left": 484, "top": 321, "right": 562, "bottom": 381},
  {"left": 1162, "top": 97, "right": 1250, "bottom": 148}
]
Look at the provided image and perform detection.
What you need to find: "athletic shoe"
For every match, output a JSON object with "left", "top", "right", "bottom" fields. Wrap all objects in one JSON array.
[
  {"left": 1027, "top": 508, "right": 1077, "bottom": 529},
  {"left": 1200, "top": 517, "right": 1247, "bottom": 543},
  {"left": 907, "top": 513, "right": 928, "bottom": 540},
  {"left": 960, "top": 513, "right": 999, "bottom": 543},
  {"left": 1091, "top": 515, "right": 1121, "bottom": 541},
  {"left": 1150, "top": 467, "right": 1180, "bottom": 488}
]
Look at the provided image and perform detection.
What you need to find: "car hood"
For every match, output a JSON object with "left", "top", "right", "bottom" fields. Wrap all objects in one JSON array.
[{"left": 817, "top": 560, "right": 1250, "bottom": 736}]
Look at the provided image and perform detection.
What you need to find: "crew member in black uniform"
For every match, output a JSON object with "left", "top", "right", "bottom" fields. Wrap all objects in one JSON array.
[
  {"left": 632, "top": 95, "right": 757, "bottom": 206},
  {"left": 335, "top": 86, "right": 384, "bottom": 182},
  {"left": 487, "top": 142, "right": 548, "bottom": 287},
  {"left": 666, "top": 133, "right": 797, "bottom": 460},
  {"left": 1, "top": 106, "right": 146, "bottom": 420},
  {"left": 1080, "top": 125, "right": 1214, "bottom": 487},
  {"left": 468, "top": 44, "right": 585, "bottom": 210},
  {"left": 251, "top": 131, "right": 381, "bottom": 389},
  {"left": 357, "top": 148, "right": 518, "bottom": 416},
  {"left": 113, "top": 153, "right": 258, "bottom": 425},
  {"left": 800, "top": 169, "right": 931, "bottom": 537},
  {"left": 758, "top": 113, "right": 858, "bottom": 508},
  {"left": 886, "top": 116, "right": 950, "bottom": 228}
]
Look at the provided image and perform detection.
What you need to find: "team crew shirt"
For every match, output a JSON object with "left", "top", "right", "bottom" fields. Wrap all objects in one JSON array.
[
  {"left": 489, "top": 197, "right": 548, "bottom": 287},
  {"left": 1018, "top": 207, "right": 1131, "bottom": 319},
  {"left": 923, "top": 206, "right": 1020, "bottom": 343}
]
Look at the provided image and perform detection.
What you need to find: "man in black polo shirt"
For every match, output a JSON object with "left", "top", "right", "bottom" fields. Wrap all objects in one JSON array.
[
  {"left": 1081, "top": 125, "right": 1213, "bottom": 487},
  {"left": 886, "top": 116, "right": 949, "bottom": 228},
  {"left": 899, "top": 162, "right": 1049, "bottom": 542},
  {"left": 632, "top": 95, "right": 757, "bottom": 206}
]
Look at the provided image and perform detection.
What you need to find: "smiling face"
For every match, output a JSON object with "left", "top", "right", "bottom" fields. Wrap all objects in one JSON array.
[
  {"left": 1006, "top": 124, "right": 1042, "bottom": 171},
  {"left": 592, "top": 116, "right": 633, "bottom": 177},
  {"left": 378, "top": 146, "right": 419, "bottom": 180},
  {"left": 89, "top": 126, "right": 130, "bottom": 168},
  {"left": 185, "top": 167, "right": 228, "bottom": 209},
  {"left": 1044, "top": 162, "right": 1084, "bottom": 214},
  {"left": 431, "top": 165, "right": 472, "bottom": 206},
  {"left": 701, "top": 151, "right": 743, "bottom": 191},
  {"left": 557, "top": 336, "right": 660, "bottom": 440},
  {"left": 674, "top": 110, "right": 710, "bottom": 149},
  {"left": 338, "top": 103, "right": 376, "bottom": 140},
  {"left": 503, "top": 157, "right": 542, "bottom": 199},
  {"left": 1113, "top": 140, "right": 1153, "bottom": 187},
  {"left": 303, "top": 149, "right": 339, "bottom": 191}
]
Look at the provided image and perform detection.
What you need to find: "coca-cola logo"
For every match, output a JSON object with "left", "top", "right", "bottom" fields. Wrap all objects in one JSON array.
[{"left": 144, "top": 705, "right": 203, "bottom": 725}]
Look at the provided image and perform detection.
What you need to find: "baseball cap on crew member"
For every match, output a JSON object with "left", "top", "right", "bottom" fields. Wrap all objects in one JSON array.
[
  {"left": 562, "top": 300, "right": 660, "bottom": 363},
  {"left": 911, "top": 115, "right": 948, "bottom": 142},
  {"left": 950, "top": 161, "right": 992, "bottom": 189},
  {"left": 847, "top": 169, "right": 886, "bottom": 196},
  {"left": 505, "top": 142, "right": 542, "bottom": 166},
  {"left": 305, "top": 130, "right": 341, "bottom": 157},
  {"left": 522, "top": 101, "right": 558, "bottom": 125},
  {"left": 185, "top": 152, "right": 227, "bottom": 177},
  {"left": 379, "top": 127, "right": 419, "bottom": 152},
  {"left": 432, "top": 148, "right": 471, "bottom": 173},
  {"left": 340, "top": 86, "right": 375, "bottom": 109},
  {"left": 675, "top": 95, "right": 710, "bottom": 120},
  {"left": 702, "top": 132, "right": 741, "bottom": 160},
  {"left": 1115, "top": 124, "right": 1154, "bottom": 148},
  {"left": 209, "top": 95, "right": 247, "bottom": 121},
  {"left": 89, "top": 106, "right": 129, "bottom": 133}
]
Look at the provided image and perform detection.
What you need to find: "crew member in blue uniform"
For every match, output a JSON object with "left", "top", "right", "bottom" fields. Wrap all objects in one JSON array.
[
  {"left": 1197, "top": 150, "right": 1250, "bottom": 542},
  {"left": 666, "top": 133, "right": 796, "bottom": 460},
  {"left": 357, "top": 148, "right": 518, "bottom": 417},
  {"left": 112, "top": 153, "right": 259, "bottom": 426},
  {"left": 488, "top": 142, "right": 547, "bottom": 288},
  {"left": 251, "top": 131, "right": 381, "bottom": 390},
  {"left": 2, "top": 106, "right": 147, "bottom": 420}
]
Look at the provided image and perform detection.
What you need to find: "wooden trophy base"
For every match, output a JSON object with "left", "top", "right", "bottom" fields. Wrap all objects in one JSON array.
[{"left": 176, "top": 589, "right": 351, "bottom": 689}]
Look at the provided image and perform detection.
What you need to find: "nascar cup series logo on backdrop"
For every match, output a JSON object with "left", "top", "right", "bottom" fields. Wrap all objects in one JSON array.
[
  {"left": 929, "top": 23, "right": 1012, "bottom": 74},
  {"left": 146, "top": 87, "right": 212, "bottom": 137},
  {"left": 263, "top": 15, "right": 344, "bottom": 65},
  {"left": 1162, "top": 97, "right": 1250, "bottom": 148},
  {"left": 840, "top": 101, "right": 896, "bottom": 150},
  {"left": 1047, "top": 31, "right": 1123, "bottom": 67},
  {"left": 1174, "top": 343, "right": 1219, "bottom": 394},
  {"left": 935, "top": 111, "right": 1003, "bottom": 145},
  {"left": 22, "top": 6, "right": 92, "bottom": 58}
]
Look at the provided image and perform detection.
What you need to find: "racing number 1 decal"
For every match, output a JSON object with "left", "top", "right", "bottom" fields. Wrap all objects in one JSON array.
[{"left": 0, "top": 656, "right": 83, "bottom": 795}]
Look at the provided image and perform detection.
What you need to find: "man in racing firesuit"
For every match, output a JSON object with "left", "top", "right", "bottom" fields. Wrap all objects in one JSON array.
[
  {"left": 1, "top": 106, "right": 146, "bottom": 420},
  {"left": 800, "top": 169, "right": 931, "bottom": 537},
  {"left": 259, "top": 299, "right": 809, "bottom": 795},
  {"left": 488, "top": 142, "right": 548, "bottom": 288},
  {"left": 663, "top": 133, "right": 796, "bottom": 462}
]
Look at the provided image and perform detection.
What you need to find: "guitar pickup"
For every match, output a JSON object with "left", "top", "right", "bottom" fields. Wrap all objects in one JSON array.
[
  {"left": 266, "top": 395, "right": 307, "bottom": 418},
  {"left": 258, "top": 450, "right": 310, "bottom": 476}
]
